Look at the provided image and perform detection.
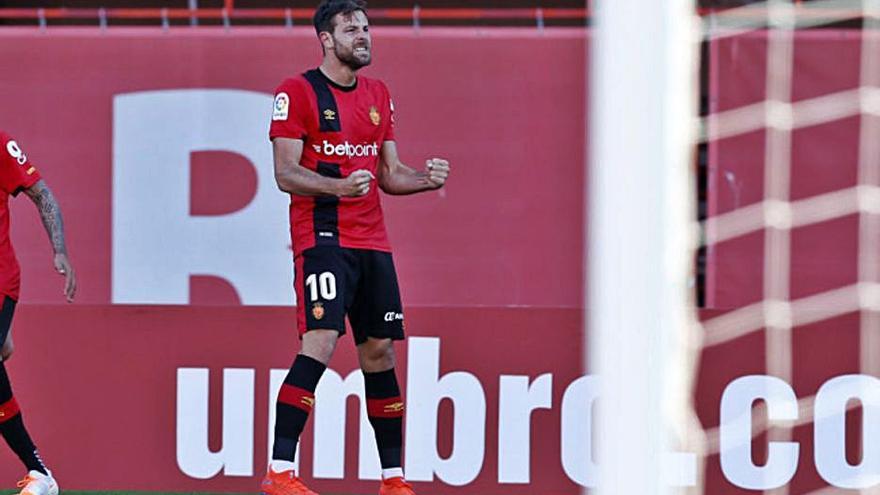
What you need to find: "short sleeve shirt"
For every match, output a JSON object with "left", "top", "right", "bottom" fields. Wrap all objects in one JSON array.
[
  {"left": 270, "top": 69, "right": 396, "bottom": 256},
  {"left": 0, "top": 132, "right": 42, "bottom": 300}
]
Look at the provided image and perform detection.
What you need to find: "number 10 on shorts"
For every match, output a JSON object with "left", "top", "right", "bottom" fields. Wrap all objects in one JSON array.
[{"left": 305, "top": 272, "right": 337, "bottom": 301}]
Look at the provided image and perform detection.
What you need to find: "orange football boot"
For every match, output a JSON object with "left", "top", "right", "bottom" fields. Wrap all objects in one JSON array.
[
  {"left": 379, "top": 476, "right": 416, "bottom": 495},
  {"left": 260, "top": 468, "right": 318, "bottom": 495}
]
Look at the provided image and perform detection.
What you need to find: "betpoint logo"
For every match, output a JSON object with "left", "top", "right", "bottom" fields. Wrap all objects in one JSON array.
[{"left": 322, "top": 140, "right": 379, "bottom": 158}]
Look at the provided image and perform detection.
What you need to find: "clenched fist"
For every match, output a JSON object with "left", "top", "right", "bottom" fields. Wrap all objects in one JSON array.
[
  {"left": 425, "top": 158, "right": 450, "bottom": 189},
  {"left": 339, "top": 169, "right": 375, "bottom": 197}
]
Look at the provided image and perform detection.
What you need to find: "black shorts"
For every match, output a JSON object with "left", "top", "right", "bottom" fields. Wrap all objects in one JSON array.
[
  {"left": 294, "top": 246, "right": 405, "bottom": 345},
  {"left": 0, "top": 296, "right": 15, "bottom": 348}
]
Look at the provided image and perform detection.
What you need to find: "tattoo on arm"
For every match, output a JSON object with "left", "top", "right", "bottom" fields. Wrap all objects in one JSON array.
[{"left": 25, "top": 181, "right": 67, "bottom": 255}]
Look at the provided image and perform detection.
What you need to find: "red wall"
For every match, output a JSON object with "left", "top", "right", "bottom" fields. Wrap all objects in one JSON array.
[
  {"left": 0, "top": 25, "right": 870, "bottom": 495},
  {"left": 0, "top": 27, "right": 587, "bottom": 493},
  {"left": 0, "top": 27, "right": 587, "bottom": 309}
]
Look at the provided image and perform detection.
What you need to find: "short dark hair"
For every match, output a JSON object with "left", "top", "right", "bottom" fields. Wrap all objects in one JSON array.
[{"left": 313, "top": 0, "right": 368, "bottom": 36}]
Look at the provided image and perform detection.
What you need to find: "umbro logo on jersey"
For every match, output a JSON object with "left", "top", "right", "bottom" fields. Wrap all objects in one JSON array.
[
  {"left": 323, "top": 109, "right": 337, "bottom": 120},
  {"left": 320, "top": 140, "right": 379, "bottom": 158}
]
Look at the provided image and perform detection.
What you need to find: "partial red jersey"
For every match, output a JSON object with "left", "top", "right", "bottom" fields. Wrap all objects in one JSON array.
[
  {"left": 269, "top": 69, "right": 396, "bottom": 256},
  {"left": 0, "top": 132, "right": 41, "bottom": 300}
]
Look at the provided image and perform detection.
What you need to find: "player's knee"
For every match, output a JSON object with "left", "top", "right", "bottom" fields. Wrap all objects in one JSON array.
[
  {"left": 301, "top": 329, "right": 339, "bottom": 364},
  {"left": 1, "top": 341, "right": 13, "bottom": 361},
  {"left": 359, "top": 339, "right": 395, "bottom": 370}
]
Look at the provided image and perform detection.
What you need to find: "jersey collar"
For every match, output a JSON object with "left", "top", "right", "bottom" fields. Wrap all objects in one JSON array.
[{"left": 316, "top": 68, "right": 358, "bottom": 93}]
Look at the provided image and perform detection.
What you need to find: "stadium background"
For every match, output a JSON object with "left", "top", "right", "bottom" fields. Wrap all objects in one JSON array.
[{"left": 0, "top": 1, "right": 872, "bottom": 494}]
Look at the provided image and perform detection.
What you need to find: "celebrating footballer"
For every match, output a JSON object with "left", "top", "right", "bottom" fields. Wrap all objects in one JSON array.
[{"left": 262, "top": 1, "right": 450, "bottom": 495}]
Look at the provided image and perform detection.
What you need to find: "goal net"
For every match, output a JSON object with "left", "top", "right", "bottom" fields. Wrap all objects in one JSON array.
[
  {"left": 591, "top": 0, "right": 880, "bottom": 494},
  {"left": 701, "top": 1, "right": 880, "bottom": 494}
]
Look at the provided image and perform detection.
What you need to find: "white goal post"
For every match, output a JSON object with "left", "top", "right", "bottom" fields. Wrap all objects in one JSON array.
[{"left": 588, "top": 0, "right": 701, "bottom": 494}]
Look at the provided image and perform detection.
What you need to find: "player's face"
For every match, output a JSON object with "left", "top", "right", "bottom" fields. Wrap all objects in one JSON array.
[{"left": 330, "top": 11, "right": 372, "bottom": 70}]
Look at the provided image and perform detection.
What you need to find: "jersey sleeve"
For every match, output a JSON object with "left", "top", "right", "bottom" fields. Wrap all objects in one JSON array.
[
  {"left": 0, "top": 132, "right": 41, "bottom": 196},
  {"left": 381, "top": 82, "right": 396, "bottom": 143},
  {"left": 269, "top": 79, "right": 312, "bottom": 141}
]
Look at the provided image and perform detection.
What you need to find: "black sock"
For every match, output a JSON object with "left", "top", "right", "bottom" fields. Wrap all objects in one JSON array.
[
  {"left": 0, "top": 363, "right": 47, "bottom": 475},
  {"left": 364, "top": 368, "right": 404, "bottom": 471},
  {"left": 271, "top": 354, "right": 326, "bottom": 463}
]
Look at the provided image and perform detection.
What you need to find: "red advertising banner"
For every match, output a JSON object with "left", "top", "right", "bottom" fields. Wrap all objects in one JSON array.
[
  {"left": 0, "top": 25, "right": 873, "bottom": 495},
  {"left": 0, "top": 305, "right": 583, "bottom": 494},
  {"left": 0, "top": 27, "right": 588, "bottom": 494},
  {"left": 702, "top": 30, "right": 874, "bottom": 494}
]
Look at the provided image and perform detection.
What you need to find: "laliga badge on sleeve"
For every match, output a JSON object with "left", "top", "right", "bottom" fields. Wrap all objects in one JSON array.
[{"left": 273, "top": 92, "right": 290, "bottom": 121}]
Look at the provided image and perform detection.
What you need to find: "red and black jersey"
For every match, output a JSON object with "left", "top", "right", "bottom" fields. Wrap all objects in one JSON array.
[
  {"left": 0, "top": 132, "right": 42, "bottom": 301},
  {"left": 270, "top": 69, "right": 396, "bottom": 256}
]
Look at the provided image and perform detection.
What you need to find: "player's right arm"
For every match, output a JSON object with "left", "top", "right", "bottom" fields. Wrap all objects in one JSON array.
[
  {"left": 24, "top": 180, "right": 76, "bottom": 302},
  {"left": 0, "top": 132, "right": 76, "bottom": 302},
  {"left": 272, "top": 137, "right": 373, "bottom": 197},
  {"left": 270, "top": 80, "right": 371, "bottom": 197}
]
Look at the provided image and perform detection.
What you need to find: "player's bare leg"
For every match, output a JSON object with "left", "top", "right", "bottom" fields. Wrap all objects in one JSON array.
[
  {"left": 263, "top": 330, "right": 339, "bottom": 495},
  {"left": 358, "top": 337, "right": 395, "bottom": 373},
  {"left": 1, "top": 330, "right": 12, "bottom": 361},
  {"left": 358, "top": 338, "right": 414, "bottom": 495},
  {"left": 300, "top": 329, "right": 339, "bottom": 365}
]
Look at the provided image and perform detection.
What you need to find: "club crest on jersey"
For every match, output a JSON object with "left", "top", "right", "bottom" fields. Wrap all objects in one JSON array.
[
  {"left": 323, "top": 109, "right": 337, "bottom": 121},
  {"left": 369, "top": 106, "right": 381, "bottom": 126},
  {"left": 273, "top": 92, "right": 290, "bottom": 121},
  {"left": 312, "top": 302, "right": 325, "bottom": 320}
]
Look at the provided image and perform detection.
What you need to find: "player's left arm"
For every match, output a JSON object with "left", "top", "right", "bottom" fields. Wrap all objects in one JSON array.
[
  {"left": 377, "top": 141, "right": 450, "bottom": 195},
  {"left": 24, "top": 180, "right": 76, "bottom": 302}
]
